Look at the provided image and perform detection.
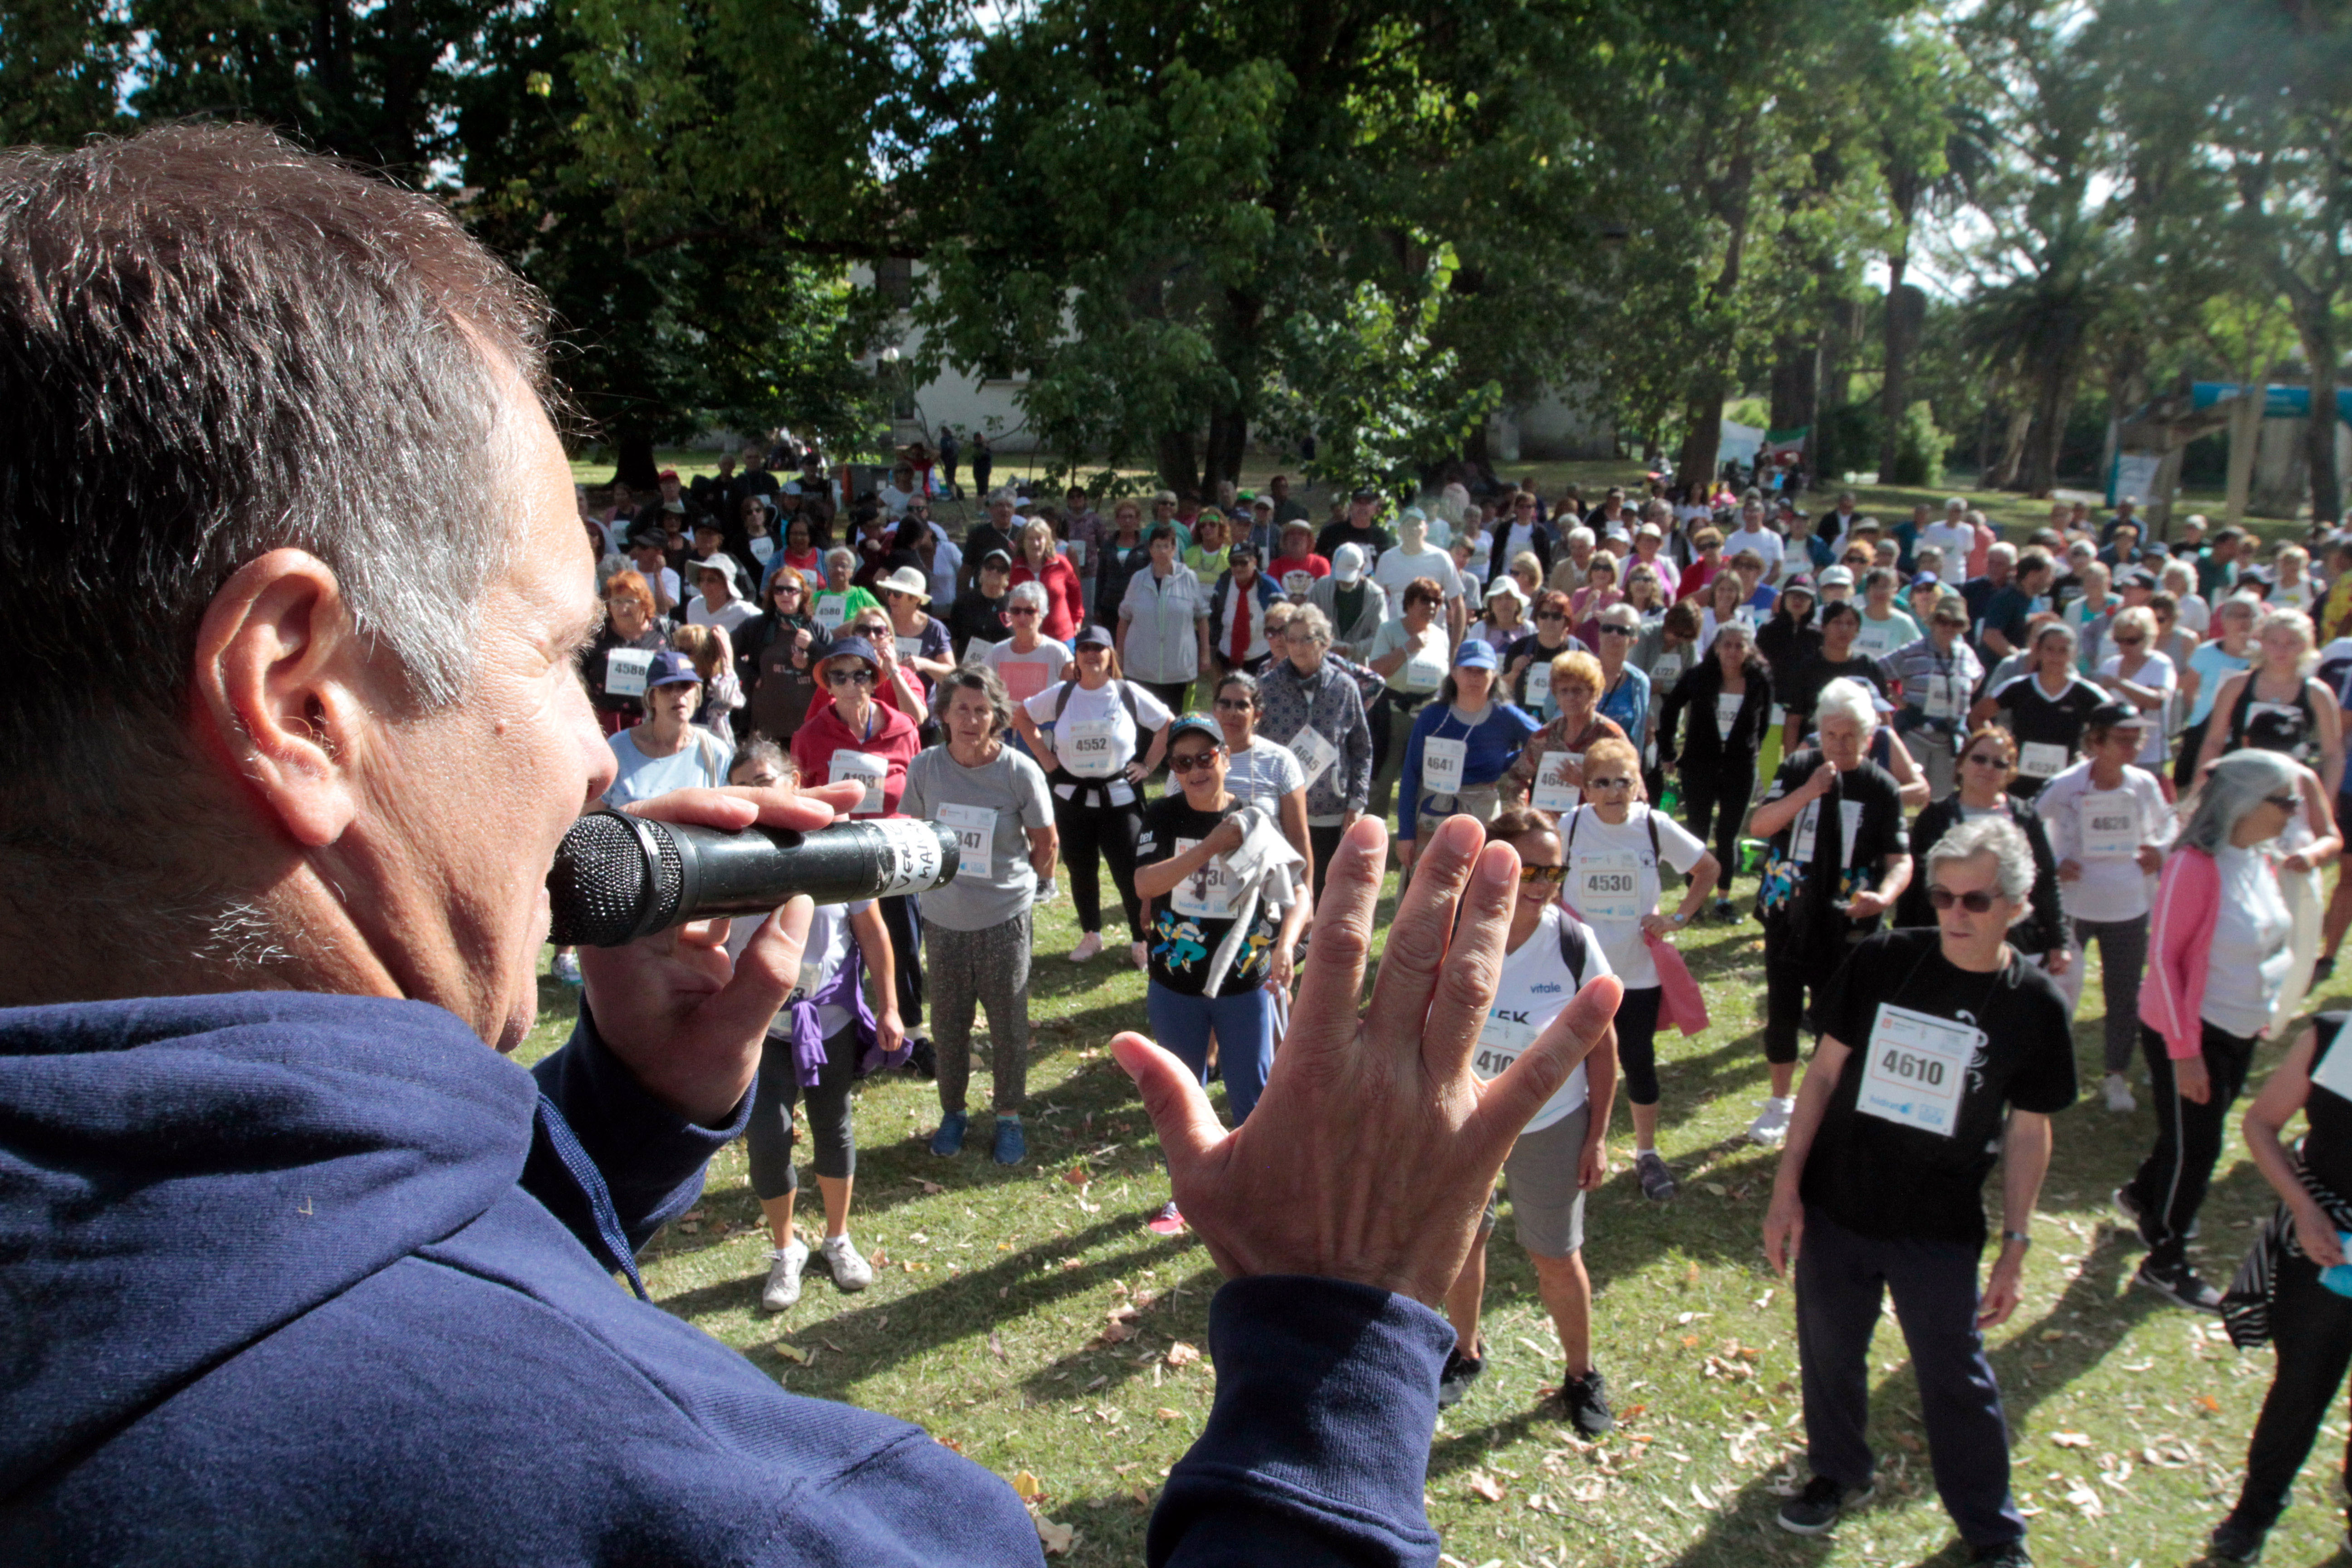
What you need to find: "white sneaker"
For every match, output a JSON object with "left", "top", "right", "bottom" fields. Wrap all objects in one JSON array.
[
  {"left": 1036, "top": 879, "right": 1060, "bottom": 903},
  {"left": 2101, "top": 1072, "right": 2136, "bottom": 1113},
  {"left": 1130, "top": 941, "right": 1150, "bottom": 970},
  {"left": 820, "top": 1233, "right": 873, "bottom": 1292},
  {"left": 760, "top": 1240, "right": 808, "bottom": 1312},
  {"left": 1746, "top": 1097, "right": 1796, "bottom": 1145},
  {"left": 550, "top": 951, "right": 582, "bottom": 985},
  {"left": 1068, "top": 931, "right": 1103, "bottom": 963}
]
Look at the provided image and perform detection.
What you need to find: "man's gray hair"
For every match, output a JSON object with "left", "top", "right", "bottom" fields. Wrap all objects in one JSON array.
[
  {"left": 1926, "top": 815, "right": 2036, "bottom": 904},
  {"left": 2179, "top": 750, "right": 2303, "bottom": 856},
  {"left": 1288, "top": 604, "right": 1333, "bottom": 644},
  {"left": 1006, "top": 580, "right": 1048, "bottom": 611},
  {"left": 1813, "top": 676, "right": 1877, "bottom": 734}
]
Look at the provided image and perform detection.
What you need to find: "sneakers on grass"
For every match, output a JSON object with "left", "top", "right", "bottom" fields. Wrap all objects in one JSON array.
[
  {"left": 1969, "top": 1542, "right": 2032, "bottom": 1566},
  {"left": 1068, "top": 931, "right": 1102, "bottom": 963},
  {"left": 2100, "top": 1072, "right": 2136, "bottom": 1113},
  {"left": 930, "top": 1110, "right": 968, "bottom": 1156},
  {"left": 760, "top": 1239, "right": 808, "bottom": 1312},
  {"left": 1559, "top": 1367, "right": 1613, "bottom": 1435},
  {"left": 992, "top": 1118, "right": 1026, "bottom": 1166},
  {"left": 820, "top": 1233, "right": 873, "bottom": 1292},
  {"left": 1746, "top": 1096, "right": 1796, "bottom": 1146},
  {"left": 2205, "top": 1517, "right": 2264, "bottom": 1563},
  {"left": 1436, "top": 1343, "right": 1485, "bottom": 1409},
  {"left": 1146, "top": 1201, "right": 1186, "bottom": 1236},
  {"left": 1634, "top": 1149, "right": 1678, "bottom": 1201},
  {"left": 2135, "top": 1255, "right": 2222, "bottom": 1313},
  {"left": 1775, "top": 1475, "right": 1872, "bottom": 1535},
  {"left": 551, "top": 951, "right": 582, "bottom": 985}
]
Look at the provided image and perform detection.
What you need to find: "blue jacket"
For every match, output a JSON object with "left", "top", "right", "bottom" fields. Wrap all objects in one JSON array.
[
  {"left": 0, "top": 992, "right": 1452, "bottom": 1565},
  {"left": 1398, "top": 699, "right": 1541, "bottom": 839}
]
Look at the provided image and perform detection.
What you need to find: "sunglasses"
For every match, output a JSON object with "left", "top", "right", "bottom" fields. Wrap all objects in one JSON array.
[
  {"left": 1598, "top": 624, "right": 1634, "bottom": 637},
  {"left": 2111, "top": 635, "right": 2144, "bottom": 646},
  {"left": 1963, "top": 750, "right": 2011, "bottom": 768},
  {"left": 1926, "top": 886, "right": 2001, "bottom": 913},
  {"left": 1006, "top": 605, "right": 1040, "bottom": 617},
  {"left": 824, "top": 668, "right": 876, "bottom": 687},
  {"left": 1535, "top": 610, "right": 1567, "bottom": 622},
  {"left": 1517, "top": 863, "right": 1569, "bottom": 886},
  {"left": 1585, "top": 775, "right": 1634, "bottom": 791},
  {"left": 1167, "top": 750, "right": 1223, "bottom": 774}
]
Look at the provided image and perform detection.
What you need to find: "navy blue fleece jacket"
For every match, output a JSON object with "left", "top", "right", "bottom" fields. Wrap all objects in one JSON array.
[{"left": 0, "top": 992, "right": 1451, "bottom": 1564}]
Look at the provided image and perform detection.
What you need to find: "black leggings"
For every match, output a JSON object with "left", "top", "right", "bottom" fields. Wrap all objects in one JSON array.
[
  {"left": 1308, "top": 822, "right": 1348, "bottom": 914},
  {"left": 877, "top": 893, "right": 923, "bottom": 1029},
  {"left": 746, "top": 1026, "right": 856, "bottom": 1199},
  {"left": 2230, "top": 1253, "right": 2352, "bottom": 1534},
  {"left": 1616, "top": 985, "right": 1665, "bottom": 1106},
  {"left": 1679, "top": 753, "right": 1756, "bottom": 877},
  {"left": 2125, "top": 1020, "right": 2259, "bottom": 1269},
  {"left": 1057, "top": 793, "right": 1145, "bottom": 941},
  {"left": 1372, "top": 690, "right": 1431, "bottom": 784}
]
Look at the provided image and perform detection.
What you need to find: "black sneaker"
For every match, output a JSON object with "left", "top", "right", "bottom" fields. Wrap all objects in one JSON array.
[
  {"left": 2135, "top": 1256, "right": 2223, "bottom": 1313},
  {"left": 1776, "top": 1475, "right": 1872, "bottom": 1536},
  {"left": 1436, "top": 1345, "right": 1485, "bottom": 1409},
  {"left": 1969, "top": 1542, "right": 2031, "bottom": 1567},
  {"left": 2207, "top": 1516, "right": 2265, "bottom": 1563},
  {"left": 901, "top": 1036, "right": 937, "bottom": 1080},
  {"left": 1559, "top": 1367, "right": 1614, "bottom": 1435},
  {"left": 2115, "top": 1182, "right": 2198, "bottom": 1242}
]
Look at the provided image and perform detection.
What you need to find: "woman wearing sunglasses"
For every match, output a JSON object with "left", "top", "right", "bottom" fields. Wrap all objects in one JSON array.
[
  {"left": 1884, "top": 591, "right": 1985, "bottom": 804},
  {"left": 1208, "top": 672, "right": 1311, "bottom": 870},
  {"left": 1397, "top": 639, "right": 1540, "bottom": 878},
  {"left": 1132, "top": 717, "right": 1311, "bottom": 1233},
  {"left": 2124, "top": 749, "right": 2337, "bottom": 1313},
  {"left": 1558, "top": 737, "right": 1718, "bottom": 1202},
  {"left": 740, "top": 566, "right": 821, "bottom": 744},
  {"left": 1761, "top": 815, "right": 2073, "bottom": 1561},
  {"left": 1505, "top": 649, "right": 1625, "bottom": 820},
  {"left": 2093, "top": 605, "right": 2177, "bottom": 779},
  {"left": 1501, "top": 589, "right": 1587, "bottom": 721},
  {"left": 1892, "top": 725, "right": 2068, "bottom": 984},
  {"left": 1592, "top": 603, "right": 1652, "bottom": 750},
  {"left": 1970, "top": 622, "right": 2105, "bottom": 802},
  {"left": 1432, "top": 805, "right": 1619, "bottom": 1431},
  {"left": 1656, "top": 619, "right": 1774, "bottom": 921}
]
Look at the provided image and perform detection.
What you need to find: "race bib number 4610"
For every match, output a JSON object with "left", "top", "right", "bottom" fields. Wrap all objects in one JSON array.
[{"left": 1857, "top": 1002, "right": 1980, "bottom": 1136}]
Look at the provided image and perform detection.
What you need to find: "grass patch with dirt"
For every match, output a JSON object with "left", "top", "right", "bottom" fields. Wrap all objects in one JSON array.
[{"left": 518, "top": 853, "right": 2352, "bottom": 1568}]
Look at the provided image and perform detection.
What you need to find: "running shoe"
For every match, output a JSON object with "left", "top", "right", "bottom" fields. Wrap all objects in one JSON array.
[
  {"left": 2134, "top": 1256, "right": 2222, "bottom": 1313},
  {"left": 930, "top": 1110, "right": 968, "bottom": 1156},
  {"left": 1068, "top": 931, "right": 1102, "bottom": 963},
  {"left": 1969, "top": 1542, "right": 2032, "bottom": 1566},
  {"left": 551, "top": 951, "right": 582, "bottom": 986},
  {"left": 2100, "top": 1073, "right": 2135, "bottom": 1113},
  {"left": 1746, "top": 1097, "right": 1795, "bottom": 1145},
  {"left": 759, "top": 1240, "right": 808, "bottom": 1313},
  {"left": 820, "top": 1233, "right": 873, "bottom": 1292},
  {"left": 992, "top": 1118, "right": 1026, "bottom": 1166},
  {"left": 1775, "top": 1475, "right": 1873, "bottom": 1536},
  {"left": 1635, "top": 1149, "right": 1679, "bottom": 1201},
  {"left": 1146, "top": 1201, "right": 1186, "bottom": 1235},
  {"left": 2205, "top": 1516, "right": 2264, "bottom": 1563},
  {"left": 1559, "top": 1367, "right": 1613, "bottom": 1435},
  {"left": 1436, "top": 1344, "right": 1486, "bottom": 1409}
]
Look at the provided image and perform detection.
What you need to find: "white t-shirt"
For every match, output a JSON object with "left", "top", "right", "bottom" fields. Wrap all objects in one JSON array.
[
  {"left": 1918, "top": 522, "right": 1974, "bottom": 573},
  {"left": 1721, "top": 526, "right": 1784, "bottom": 577},
  {"left": 2095, "top": 651, "right": 2178, "bottom": 768},
  {"left": 980, "top": 637, "right": 1073, "bottom": 708},
  {"left": 726, "top": 898, "right": 869, "bottom": 1039},
  {"left": 688, "top": 596, "right": 758, "bottom": 637},
  {"left": 1022, "top": 680, "right": 1175, "bottom": 779},
  {"left": 1221, "top": 739, "right": 1307, "bottom": 812},
  {"left": 1371, "top": 619, "right": 1452, "bottom": 694},
  {"left": 1373, "top": 546, "right": 1465, "bottom": 616},
  {"left": 2033, "top": 762, "right": 2171, "bottom": 922},
  {"left": 926, "top": 538, "right": 964, "bottom": 607},
  {"left": 2204, "top": 844, "right": 2293, "bottom": 1037},
  {"left": 1558, "top": 804, "right": 1707, "bottom": 989},
  {"left": 1476, "top": 905, "right": 1610, "bottom": 1134}
]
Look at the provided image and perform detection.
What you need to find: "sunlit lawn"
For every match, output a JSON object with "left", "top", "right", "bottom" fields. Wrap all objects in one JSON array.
[{"left": 520, "top": 851, "right": 2352, "bottom": 1568}]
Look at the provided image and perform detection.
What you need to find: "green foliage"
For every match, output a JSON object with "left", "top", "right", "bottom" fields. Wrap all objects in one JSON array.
[{"left": 1888, "top": 399, "right": 1946, "bottom": 486}]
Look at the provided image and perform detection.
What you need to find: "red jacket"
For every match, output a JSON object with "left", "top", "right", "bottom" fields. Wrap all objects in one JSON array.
[
  {"left": 789, "top": 700, "right": 921, "bottom": 818},
  {"left": 1011, "top": 555, "right": 1085, "bottom": 642}
]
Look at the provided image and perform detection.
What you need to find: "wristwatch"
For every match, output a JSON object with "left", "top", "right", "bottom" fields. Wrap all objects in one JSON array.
[
  {"left": 1670, "top": 911, "right": 1690, "bottom": 926},
  {"left": 2001, "top": 1229, "right": 2032, "bottom": 1251}
]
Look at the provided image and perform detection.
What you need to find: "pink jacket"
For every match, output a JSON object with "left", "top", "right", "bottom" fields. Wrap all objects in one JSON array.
[
  {"left": 1645, "top": 930, "right": 1710, "bottom": 1037},
  {"left": 2138, "top": 848, "right": 2222, "bottom": 1059}
]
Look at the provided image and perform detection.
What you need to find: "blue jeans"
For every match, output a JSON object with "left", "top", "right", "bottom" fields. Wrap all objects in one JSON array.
[{"left": 1147, "top": 982, "right": 1276, "bottom": 1125}]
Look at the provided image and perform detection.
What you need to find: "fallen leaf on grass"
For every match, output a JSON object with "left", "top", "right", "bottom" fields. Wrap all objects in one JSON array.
[
  {"left": 774, "top": 1343, "right": 810, "bottom": 1365},
  {"left": 1060, "top": 1257, "right": 1083, "bottom": 1271},
  {"left": 1701, "top": 1182, "right": 1727, "bottom": 1197},
  {"left": 2049, "top": 1431, "right": 2092, "bottom": 1449},
  {"left": 1156, "top": 1407, "right": 1185, "bottom": 1421},
  {"left": 2038, "top": 1328, "right": 2065, "bottom": 1343},
  {"left": 1099, "top": 1321, "right": 1137, "bottom": 1344},
  {"left": 918, "top": 1179, "right": 945, "bottom": 1196},
  {"left": 1062, "top": 1164, "right": 1091, "bottom": 1187},
  {"left": 1464, "top": 1472, "right": 1508, "bottom": 1503},
  {"left": 936, "top": 1436, "right": 963, "bottom": 1453},
  {"left": 1033, "top": 1515, "right": 1076, "bottom": 1555},
  {"left": 1013, "top": 1471, "right": 1045, "bottom": 1502},
  {"left": 989, "top": 1331, "right": 1008, "bottom": 1362},
  {"left": 1165, "top": 1342, "right": 1201, "bottom": 1367},
  {"left": 1892, "top": 1432, "right": 1923, "bottom": 1453},
  {"left": 2196, "top": 1395, "right": 2223, "bottom": 1414}
]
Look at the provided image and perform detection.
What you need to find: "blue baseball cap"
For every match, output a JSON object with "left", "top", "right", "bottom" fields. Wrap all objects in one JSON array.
[
  {"left": 820, "top": 634, "right": 880, "bottom": 669},
  {"left": 1166, "top": 714, "right": 1224, "bottom": 749},
  {"left": 646, "top": 648, "right": 701, "bottom": 687},
  {"left": 1452, "top": 638, "right": 1499, "bottom": 671}
]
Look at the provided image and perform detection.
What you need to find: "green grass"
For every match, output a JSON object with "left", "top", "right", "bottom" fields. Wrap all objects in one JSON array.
[{"left": 518, "top": 853, "right": 2352, "bottom": 1568}]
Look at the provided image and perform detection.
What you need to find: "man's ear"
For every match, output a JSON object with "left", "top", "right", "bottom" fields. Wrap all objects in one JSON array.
[{"left": 189, "top": 549, "right": 375, "bottom": 849}]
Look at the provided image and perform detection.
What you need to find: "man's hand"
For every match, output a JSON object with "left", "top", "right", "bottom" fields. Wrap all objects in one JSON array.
[
  {"left": 579, "top": 778, "right": 868, "bottom": 1125},
  {"left": 1977, "top": 1247, "right": 2028, "bottom": 1328},
  {"left": 1111, "top": 814, "right": 1621, "bottom": 1306},
  {"left": 875, "top": 1005, "right": 906, "bottom": 1061},
  {"left": 1763, "top": 1188, "right": 1804, "bottom": 1278},
  {"left": 2176, "top": 1055, "right": 2212, "bottom": 1105},
  {"left": 1844, "top": 888, "right": 1892, "bottom": 920}
]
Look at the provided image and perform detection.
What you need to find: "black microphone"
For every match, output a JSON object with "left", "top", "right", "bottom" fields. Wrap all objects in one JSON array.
[{"left": 547, "top": 810, "right": 960, "bottom": 946}]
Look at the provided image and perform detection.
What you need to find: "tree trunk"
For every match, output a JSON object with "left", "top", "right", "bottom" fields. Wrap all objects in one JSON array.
[
  {"left": 1156, "top": 428, "right": 1201, "bottom": 503},
  {"left": 2224, "top": 373, "right": 2263, "bottom": 527},
  {"left": 1678, "top": 374, "right": 1727, "bottom": 492},
  {"left": 610, "top": 432, "right": 660, "bottom": 491},
  {"left": 1987, "top": 404, "right": 2032, "bottom": 491},
  {"left": 2296, "top": 297, "right": 2342, "bottom": 523},
  {"left": 1877, "top": 272, "right": 1925, "bottom": 481},
  {"left": 2020, "top": 324, "right": 2085, "bottom": 499},
  {"left": 1204, "top": 408, "right": 1250, "bottom": 493}
]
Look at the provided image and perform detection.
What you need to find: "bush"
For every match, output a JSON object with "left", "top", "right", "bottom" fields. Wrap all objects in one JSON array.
[
  {"left": 1889, "top": 400, "right": 1947, "bottom": 487},
  {"left": 1813, "top": 401, "right": 1878, "bottom": 480}
]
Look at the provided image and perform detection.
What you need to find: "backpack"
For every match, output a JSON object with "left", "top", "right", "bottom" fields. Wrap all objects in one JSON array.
[{"left": 1052, "top": 674, "right": 1143, "bottom": 729}]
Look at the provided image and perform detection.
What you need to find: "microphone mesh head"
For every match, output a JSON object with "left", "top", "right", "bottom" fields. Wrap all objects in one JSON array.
[{"left": 547, "top": 811, "right": 683, "bottom": 946}]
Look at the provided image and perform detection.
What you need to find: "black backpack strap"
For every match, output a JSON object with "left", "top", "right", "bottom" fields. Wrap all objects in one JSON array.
[
  {"left": 1116, "top": 679, "right": 1143, "bottom": 728},
  {"left": 1052, "top": 674, "right": 1083, "bottom": 723},
  {"left": 1553, "top": 911, "right": 1590, "bottom": 992}
]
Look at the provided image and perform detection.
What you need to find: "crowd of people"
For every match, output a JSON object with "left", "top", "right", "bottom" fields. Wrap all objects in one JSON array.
[{"left": 579, "top": 453, "right": 2352, "bottom": 1567}]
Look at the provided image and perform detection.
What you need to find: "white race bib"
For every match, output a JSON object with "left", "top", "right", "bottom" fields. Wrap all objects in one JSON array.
[
  {"left": 1169, "top": 838, "right": 1240, "bottom": 919},
  {"left": 1922, "top": 674, "right": 1960, "bottom": 721},
  {"left": 937, "top": 802, "right": 996, "bottom": 884},
  {"left": 2078, "top": 790, "right": 2139, "bottom": 861},
  {"left": 1421, "top": 736, "right": 1468, "bottom": 796},
  {"left": 604, "top": 646, "right": 652, "bottom": 698},
  {"left": 1531, "top": 750, "right": 1579, "bottom": 813},
  {"left": 1065, "top": 539, "right": 1088, "bottom": 568},
  {"left": 1573, "top": 849, "right": 1642, "bottom": 924},
  {"left": 1855, "top": 620, "right": 1899, "bottom": 657},
  {"left": 1472, "top": 1013, "right": 1539, "bottom": 1081},
  {"left": 1649, "top": 654, "right": 1683, "bottom": 691},
  {"left": 813, "top": 593, "right": 848, "bottom": 632},
  {"left": 829, "top": 750, "right": 889, "bottom": 816},
  {"left": 1524, "top": 661, "right": 1554, "bottom": 711},
  {"left": 1857, "top": 1003, "right": 1982, "bottom": 1137},
  {"left": 1288, "top": 724, "right": 1340, "bottom": 791},
  {"left": 1715, "top": 693, "right": 1743, "bottom": 742},
  {"left": 1061, "top": 718, "right": 1122, "bottom": 778},
  {"left": 895, "top": 633, "right": 924, "bottom": 662},
  {"left": 2017, "top": 740, "right": 2068, "bottom": 779},
  {"left": 1404, "top": 652, "right": 1447, "bottom": 691}
]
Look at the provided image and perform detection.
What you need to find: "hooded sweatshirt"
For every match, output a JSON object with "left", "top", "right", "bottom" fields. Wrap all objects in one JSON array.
[{"left": 0, "top": 992, "right": 1450, "bottom": 1566}]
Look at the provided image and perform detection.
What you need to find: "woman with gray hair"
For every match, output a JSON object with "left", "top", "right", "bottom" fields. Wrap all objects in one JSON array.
[
  {"left": 901, "top": 664, "right": 1058, "bottom": 1166},
  {"left": 2123, "top": 749, "right": 2341, "bottom": 1312},
  {"left": 1258, "top": 603, "right": 1374, "bottom": 907}
]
